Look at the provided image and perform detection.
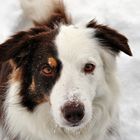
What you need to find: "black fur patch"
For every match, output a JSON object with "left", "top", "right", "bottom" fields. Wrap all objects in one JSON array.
[
  {"left": 0, "top": 26, "right": 62, "bottom": 111},
  {"left": 20, "top": 42, "right": 62, "bottom": 111},
  {"left": 87, "top": 20, "right": 132, "bottom": 56}
]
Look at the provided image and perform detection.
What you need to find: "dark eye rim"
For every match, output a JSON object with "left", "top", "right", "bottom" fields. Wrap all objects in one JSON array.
[
  {"left": 83, "top": 63, "right": 95, "bottom": 74},
  {"left": 40, "top": 66, "right": 54, "bottom": 77}
]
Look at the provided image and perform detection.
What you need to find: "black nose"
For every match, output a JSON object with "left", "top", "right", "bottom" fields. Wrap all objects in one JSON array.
[{"left": 62, "top": 102, "right": 85, "bottom": 124}]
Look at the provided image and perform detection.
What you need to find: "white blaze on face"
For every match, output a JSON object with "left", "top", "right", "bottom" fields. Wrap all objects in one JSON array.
[{"left": 50, "top": 25, "right": 104, "bottom": 129}]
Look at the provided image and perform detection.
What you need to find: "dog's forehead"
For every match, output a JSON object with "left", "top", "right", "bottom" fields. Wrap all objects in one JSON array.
[{"left": 55, "top": 25, "right": 100, "bottom": 63}]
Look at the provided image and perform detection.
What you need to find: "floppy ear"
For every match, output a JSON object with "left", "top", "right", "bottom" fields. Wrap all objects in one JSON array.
[
  {"left": 87, "top": 20, "right": 132, "bottom": 56},
  {"left": 0, "top": 26, "right": 49, "bottom": 67},
  {"left": 0, "top": 32, "right": 30, "bottom": 67}
]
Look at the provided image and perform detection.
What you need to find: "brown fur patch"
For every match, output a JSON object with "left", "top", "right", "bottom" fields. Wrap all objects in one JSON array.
[
  {"left": 29, "top": 76, "right": 36, "bottom": 92},
  {"left": 11, "top": 68, "right": 23, "bottom": 82},
  {"left": 48, "top": 57, "right": 57, "bottom": 68},
  {"left": 87, "top": 20, "right": 132, "bottom": 56}
]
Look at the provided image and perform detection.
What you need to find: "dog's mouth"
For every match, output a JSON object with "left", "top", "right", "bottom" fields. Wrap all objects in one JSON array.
[
  {"left": 64, "top": 118, "right": 85, "bottom": 128},
  {"left": 64, "top": 120, "right": 82, "bottom": 128},
  {"left": 58, "top": 114, "right": 91, "bottom": 132},
  {"left": 71, "top": 123, "right": 80, "bottom": 127}
]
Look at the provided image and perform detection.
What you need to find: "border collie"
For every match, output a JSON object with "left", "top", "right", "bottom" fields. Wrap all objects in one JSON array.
[{"left": 0, "top": 0, "right": 132, "bottom": 140}]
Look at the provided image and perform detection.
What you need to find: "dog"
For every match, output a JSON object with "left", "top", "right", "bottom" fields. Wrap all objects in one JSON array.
[{"left": 0, "top": 0, "right": 132, "bottom": 140}]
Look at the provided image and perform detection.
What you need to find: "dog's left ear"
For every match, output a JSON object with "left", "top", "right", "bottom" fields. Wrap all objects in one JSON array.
[
  {"left": 87, "top": 20, "right": 132, "bottom": 56},
  {"left": 0, "top": 31, "right": 31, "bottom": 67},
  {"left": 0, "top": 26, "right": 49, "bottom": 67}
]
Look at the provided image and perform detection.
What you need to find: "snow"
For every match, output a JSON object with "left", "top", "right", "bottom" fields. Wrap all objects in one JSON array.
[{"left": 0, "top": 0, "right": 140, "bottom": 139}]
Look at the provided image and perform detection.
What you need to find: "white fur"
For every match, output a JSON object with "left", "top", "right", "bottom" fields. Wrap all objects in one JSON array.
[
  {"left": 20, "top": 0, "right": 59, "bottom": 22},
  {"left": 4, "top": 25, "right": 120, "bottom": 140}
]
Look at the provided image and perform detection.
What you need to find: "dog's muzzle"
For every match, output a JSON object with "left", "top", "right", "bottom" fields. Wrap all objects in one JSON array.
[{"left": 61, "top": 102, "right": 85, "bottom": 126}]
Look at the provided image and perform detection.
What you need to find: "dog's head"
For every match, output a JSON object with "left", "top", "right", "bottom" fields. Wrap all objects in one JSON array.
[{"left": 0, "top": 20, "right": 132, "bottom": 132}]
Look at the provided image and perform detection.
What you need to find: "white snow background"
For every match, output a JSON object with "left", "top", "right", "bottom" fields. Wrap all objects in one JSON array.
[{"left": 0, "top": 0, "right": 140, "bottom": 139}]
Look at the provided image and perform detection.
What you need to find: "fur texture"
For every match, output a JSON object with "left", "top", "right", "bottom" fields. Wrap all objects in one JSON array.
[{"left": 0, "top": 0, "right": 132, "bottom": 140}]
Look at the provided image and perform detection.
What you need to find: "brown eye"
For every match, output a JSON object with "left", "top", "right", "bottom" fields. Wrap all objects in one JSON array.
[
  {"left": 41, "top": 67, "right": 54, "bottom": 76},
  {"left": 84, "top": 63, "right": 95, "bottom": 74}
]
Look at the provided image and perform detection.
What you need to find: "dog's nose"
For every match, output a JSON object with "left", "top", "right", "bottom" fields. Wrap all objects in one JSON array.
[{"left": 62, "top": 102, "right": 84, "bottom": 124}]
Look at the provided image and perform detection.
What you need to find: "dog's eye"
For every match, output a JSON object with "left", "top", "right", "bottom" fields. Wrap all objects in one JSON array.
[
  {"left": 41, "top": 66, "right": 54, "bottom": 77},
  {"left": 83, "top": 63, "right": 95, "bottom": 74}
]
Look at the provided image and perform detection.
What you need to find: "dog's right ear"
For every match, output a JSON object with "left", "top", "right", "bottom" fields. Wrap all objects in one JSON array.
[{"left": 0, "top": 26, "right": 49, "bottom": 67}]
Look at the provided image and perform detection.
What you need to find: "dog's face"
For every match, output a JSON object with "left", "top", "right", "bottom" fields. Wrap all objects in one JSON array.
[
  {"left": 0, "top": 21, "right": 132, "bottom": 133},
  {"left": 51, "top": 25, "right": 101, "bottom": 129}
]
